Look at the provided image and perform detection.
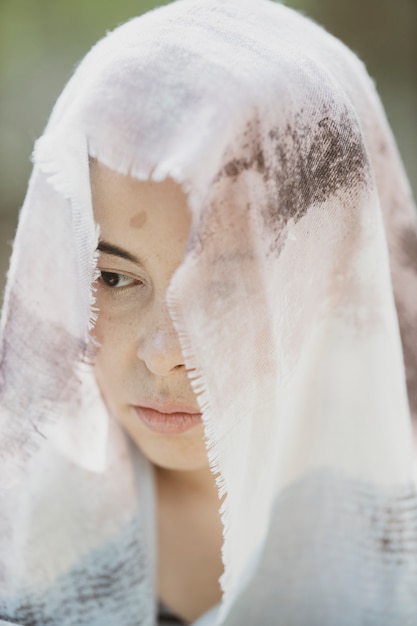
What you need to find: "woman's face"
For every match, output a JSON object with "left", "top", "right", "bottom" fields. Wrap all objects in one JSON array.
[{"left": 90, "top": 161, "right": 208, "bottom": 471}]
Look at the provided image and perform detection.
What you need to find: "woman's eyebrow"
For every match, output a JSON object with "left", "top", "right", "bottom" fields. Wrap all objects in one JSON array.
[{"left": 97, "top": 239, "right": 141, "bottom": 265}]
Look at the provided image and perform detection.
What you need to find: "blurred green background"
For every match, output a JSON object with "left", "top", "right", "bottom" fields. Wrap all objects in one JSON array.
[{"left": 0, "top": 0, "right": 416, "bottom": 297}]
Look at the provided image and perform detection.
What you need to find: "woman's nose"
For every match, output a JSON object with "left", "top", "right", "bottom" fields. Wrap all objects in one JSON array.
[{"left": 136, "top": 304, "right": 185, "bottom": 376}]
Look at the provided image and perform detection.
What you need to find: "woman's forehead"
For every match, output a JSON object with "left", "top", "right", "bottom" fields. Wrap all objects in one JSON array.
[
  {"left": 90, "top": 159, "right": 193, "bottom": 264},
  {"left": 90, "top": 159, "right": 190, "bottom": 218}
]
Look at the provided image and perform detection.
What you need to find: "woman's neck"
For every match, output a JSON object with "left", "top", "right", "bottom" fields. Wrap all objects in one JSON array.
[
  {"left": 155, "top": 463, "right": 224, "bottom": 623},
  {"left": 155, "top": 463, "right": 221, "bottom": 505}
]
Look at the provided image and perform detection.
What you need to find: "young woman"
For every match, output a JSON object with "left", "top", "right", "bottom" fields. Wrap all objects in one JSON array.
[{"left": 1, "top": 0, "right": 417, "bottom": 624}]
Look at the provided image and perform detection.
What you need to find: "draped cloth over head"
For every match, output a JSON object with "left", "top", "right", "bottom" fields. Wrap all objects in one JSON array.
[{"left": 1, "top": 0, "right": 417, "bottom": 624}]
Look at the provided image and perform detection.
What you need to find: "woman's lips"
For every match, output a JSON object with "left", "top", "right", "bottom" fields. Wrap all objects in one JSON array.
[{"left": 133, "top": 405, "right": 202, "bottom": 434}]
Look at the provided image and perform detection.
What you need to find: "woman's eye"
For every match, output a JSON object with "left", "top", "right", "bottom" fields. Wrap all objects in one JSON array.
[{"left": 99, "top": 271, "right": 137, "bottom": 289}]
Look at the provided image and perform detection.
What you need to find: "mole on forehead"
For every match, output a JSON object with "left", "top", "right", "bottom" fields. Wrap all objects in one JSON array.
[{"left": 130, "top": 211, "right": 147, "bottom": 229}]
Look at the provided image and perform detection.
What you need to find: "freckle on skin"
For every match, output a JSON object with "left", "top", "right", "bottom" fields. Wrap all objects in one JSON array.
[{"left": 130, "top": 211, "right": 147, "bottom": 229}]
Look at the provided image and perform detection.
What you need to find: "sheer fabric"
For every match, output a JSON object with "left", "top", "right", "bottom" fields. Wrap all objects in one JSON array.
[{"left": 1, "top": 0, "right": 417, "bottom": 624}]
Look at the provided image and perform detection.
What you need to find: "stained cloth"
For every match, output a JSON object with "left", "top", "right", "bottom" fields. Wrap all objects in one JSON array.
[{"left": 1, "top": 0, "right": 417, "bottom": 624}]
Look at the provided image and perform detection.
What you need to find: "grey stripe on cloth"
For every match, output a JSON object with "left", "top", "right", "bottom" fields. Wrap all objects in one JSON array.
[{"left": 222, "top": 468, "right": 417, "bottom": 626}]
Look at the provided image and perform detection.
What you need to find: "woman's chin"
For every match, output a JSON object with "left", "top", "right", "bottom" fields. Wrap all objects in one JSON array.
[{"left": 121, "top": 412, "right": 209, "bottom": 472}]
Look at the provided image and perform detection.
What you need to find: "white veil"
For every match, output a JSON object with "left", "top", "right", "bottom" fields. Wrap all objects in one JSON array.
[{"left": 1, "top": 0, "right": 417, "bottom": 624}]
